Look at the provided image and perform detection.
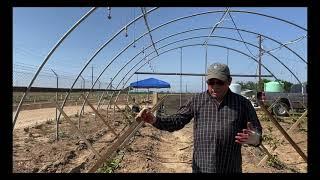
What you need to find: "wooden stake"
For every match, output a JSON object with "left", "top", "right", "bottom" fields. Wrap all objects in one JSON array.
[
  {"left": 88, "top": 95, "right": 168, "bottom": 173},
  {"left": 55, "top": 102, "right": 101, "bottom": 159},
  {"left": 80, "top": 94, "right": 118, "bottom": 137},
  {"left": 258, "top": 110, "right": 307, "bottom": 166},
  {"left": 258, "top": 101, "right": 307, "bottom": 162}
]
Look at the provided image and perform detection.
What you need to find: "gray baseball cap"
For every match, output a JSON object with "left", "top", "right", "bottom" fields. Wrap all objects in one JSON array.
[{"left": 206, "top": 63, "right": 230, "bottom": 82}]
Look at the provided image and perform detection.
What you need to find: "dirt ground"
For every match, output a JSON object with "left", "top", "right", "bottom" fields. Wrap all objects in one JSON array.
[
  {"left": 13, "top": 106, "right": 307, "bottom": 173},
  {"left": 113, "top": 111, "right": 307, "bottom": 173}
]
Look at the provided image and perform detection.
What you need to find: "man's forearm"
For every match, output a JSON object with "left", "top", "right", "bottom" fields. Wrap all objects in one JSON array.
[{"left": 153, "top": 114, "right": 192, "bottom": 132}]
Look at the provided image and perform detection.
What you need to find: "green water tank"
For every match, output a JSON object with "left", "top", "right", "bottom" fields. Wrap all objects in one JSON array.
[{"left": 264, "top": 81, "right": 284, "bottom": 92}]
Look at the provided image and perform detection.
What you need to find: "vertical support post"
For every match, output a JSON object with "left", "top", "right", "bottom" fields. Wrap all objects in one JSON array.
[
  {"left": 51, "top": 69, "right": 59, "bottom": 141},
  {"left": 204, "top": 44, "right": 208, "bottom": 90},
  {"left": 80, "top": 75, "right": 85, "bottom": 116},
  {"left": 258, "top": 35, "right": 263, "bottom": 91},
  {"left": 202, "top": 77, "right": 204, "bottom": 92},
  {"left": 110, "top": 78, "right": 113, "bottom": 90},
  {"left": 91, "top": 65, "right": 94, "bottom": 87},
  {"left": 83, "top": 77, "right": 85, "bottom": 91},
  {"left": 152, "top": 92, "right": 158, "bottom": 106},
  {"left": 226, "top": 49, "right": 229, "bottom": 66},
  {"left": 153, "top": 92, "right": 158, "bottom": 117},
  {"left": 136, "top": 75, "right": 138, "bottom": 93},
  {"left": 78, "top": 75, "right": 85, "bottom": 130},
  {"left": 180, "top": 48, "right": 182, "bottom": 107},
  {"left": 97, "top": 79, "right": 101, "bottom": 106}
]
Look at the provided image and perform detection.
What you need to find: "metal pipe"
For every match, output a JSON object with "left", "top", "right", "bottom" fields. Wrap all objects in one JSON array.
[
  {"left": 228, "top": 11, "right": 257, "bottom": 58},
  {"left": 204, "top": 44, "right": 208, "bottom": 90},
  {"left": 180, "top": 48, "right": 182, "bottom": 106},
  {"left": 134, "top": 72, "right": 273, "bottom": 77},
  {"left": 99, "top": 35, "right": 300, "bottom": 113},
  {"left": 78, "top": 10, "right": 306, "bottom": 124},
  {"left": 51, "top": 69, "right": 59, "bottom": 141},
  {"left": 97, "top": 43, "right": 281, "bottom": 112},
  {"left": 203, "top": 7, "right": 230, "bottom": 45},
  {"left": 216, "top": 27, "right": 306, "bottom": 64},
  {"left": 92, "top": 10, "right": 307, "bottom": 111},
  {"left": 155, "top": 35, "right": 302, "bottom": 84},
  {"left": 96, "top": 31, "right": 294, "bottom": 111},
  {"left": 70, "top": 9, "right": 306, "bottom": 126},
  {"left": 55, "top": 7, "right": 159, "bottom": 123},
  {"left": 13, "top": 7, "right": 97, "bottom": 129},
  {"left": 95, "top": 8, "right": 307, "bottom": 110},
  {"left": 14, "top": 9, "right": 306, "bottom": 129},
  {"left": 78, "top": 75, "right": 86, "bottom": 129},
  {"left": 140, "top": 7, "right": 159, "bottom": 56}
]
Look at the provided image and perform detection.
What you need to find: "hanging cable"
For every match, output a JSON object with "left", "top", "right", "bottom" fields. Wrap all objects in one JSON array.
[
  {"left": 228, "top": 11, "right": 257, "bottom": 58},
  {"left": 133, "top": 7, "right": 136, "bottom": 48},
  {"left": 140, "top": 7, "right": 159, "bottom": 56},
  {"left": 263, "top": 35, "right": 307, "bottom": 54},
  {"left": 203, "top": 7, "right": 230, "bottom": 45}
]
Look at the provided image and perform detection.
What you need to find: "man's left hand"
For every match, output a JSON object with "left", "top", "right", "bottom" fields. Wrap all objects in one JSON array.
[{"left": 235, "top": 122, "right": 261, "bottom": 146}]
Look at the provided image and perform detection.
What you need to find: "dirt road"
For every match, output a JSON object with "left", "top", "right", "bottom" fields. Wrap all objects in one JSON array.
[{"left": 13, "top": 104, "right": 123, "bottom": 129}]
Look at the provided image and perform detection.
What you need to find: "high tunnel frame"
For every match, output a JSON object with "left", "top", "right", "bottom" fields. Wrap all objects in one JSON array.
[{"left": 13, "top": 8, "right": 307, "bottom": 129}]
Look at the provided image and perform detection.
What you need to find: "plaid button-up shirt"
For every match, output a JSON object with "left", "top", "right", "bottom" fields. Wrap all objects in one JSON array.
[{"left": 153, "top": 89, "right": 262, "bottom": 173}]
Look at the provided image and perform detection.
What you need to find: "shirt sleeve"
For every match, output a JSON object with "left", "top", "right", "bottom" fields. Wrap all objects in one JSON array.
[
  {"left": 244, "top": 99, "right": 263, "bottom": 146},
  {"left": 152, "top": 97, "right": 194, "bottom": 132}
]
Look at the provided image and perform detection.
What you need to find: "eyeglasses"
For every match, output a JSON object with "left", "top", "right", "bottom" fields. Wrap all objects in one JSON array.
[{"left": 207, "top": 79, "right": 225, "bottom": 86}]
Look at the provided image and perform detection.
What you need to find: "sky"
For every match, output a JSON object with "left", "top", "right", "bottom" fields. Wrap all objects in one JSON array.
[{"left": 13, "top": 7, "right": 307, "bottom": 92}]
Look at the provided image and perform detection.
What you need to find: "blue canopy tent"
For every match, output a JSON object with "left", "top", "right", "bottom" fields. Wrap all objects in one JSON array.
[
  {"left": 130, "top": 78, "right": 170, "bottom": 88},
  {"left": 129, "top": 78, "right": 171, "bottom": 101}
]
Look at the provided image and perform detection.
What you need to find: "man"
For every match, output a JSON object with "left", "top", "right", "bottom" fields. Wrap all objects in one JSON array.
[{"left": 136, "top": 63, "right": 262, "bottom": 173}]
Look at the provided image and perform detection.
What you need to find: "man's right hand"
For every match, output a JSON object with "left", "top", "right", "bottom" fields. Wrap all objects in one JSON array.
[{"left": 135, "top": 107, "right": 156, "bottom": 124}]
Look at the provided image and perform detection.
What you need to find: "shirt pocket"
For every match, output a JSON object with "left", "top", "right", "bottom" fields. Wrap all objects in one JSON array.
[{"left": 225, "top": 106, "right": 242, "bottom": 133}]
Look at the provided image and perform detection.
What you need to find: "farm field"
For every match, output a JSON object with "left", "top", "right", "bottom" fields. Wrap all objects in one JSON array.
[{"left": 13, "top": 99, "right": 307, "bottom": 173}]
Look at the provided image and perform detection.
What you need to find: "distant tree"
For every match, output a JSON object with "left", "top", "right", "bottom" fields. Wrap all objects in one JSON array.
[
  {"left": 236, "top": 81, "right": 258, "bottom": 91},
  {"left": 237, "top": 79, "right": 293, "bottom": 92},
  {"left": 237, "top": 79, "right": 272, "bottom": 92},
  {"left": 247, "top": 81, "right": 257, "bottom": 90},
  {"left": 281, "top": 80, "right": 293, "bottom": 92},
  {"left": 237, "top": 81, "right": 245, "bottom": 89}
]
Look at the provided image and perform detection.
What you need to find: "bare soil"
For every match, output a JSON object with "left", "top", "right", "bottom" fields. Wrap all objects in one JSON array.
[
  {"left": 114, "top": 112, "right": 307, "bottom": 173},
  {"left": 13, "top": 106, "right": 307, "bottom": 173},
  {"left": 13, "top": 105, "right": 128, "bottom": 173}
]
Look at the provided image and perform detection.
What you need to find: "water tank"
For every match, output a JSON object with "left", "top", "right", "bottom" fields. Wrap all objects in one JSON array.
[
  {"left": 264, "top": 81, "right": 284, "bottom": 92},
  {"left": 230, "top": 83, "right": 241, "bottom": 94}
]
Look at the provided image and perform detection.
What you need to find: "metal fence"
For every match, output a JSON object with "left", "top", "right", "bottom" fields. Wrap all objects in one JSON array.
[{"left": 13, "top": 69, "right": 112, "bottom": 90}]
